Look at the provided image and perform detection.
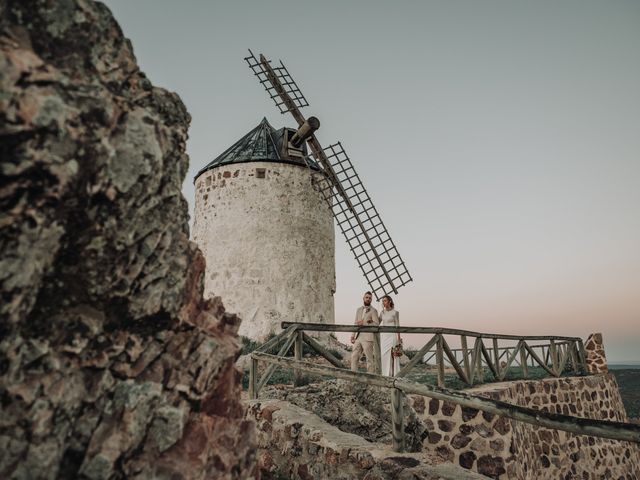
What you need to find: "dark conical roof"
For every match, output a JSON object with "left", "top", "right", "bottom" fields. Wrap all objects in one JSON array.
[{"left": 195, "top": 117, "right": 319, "bottom": 179}]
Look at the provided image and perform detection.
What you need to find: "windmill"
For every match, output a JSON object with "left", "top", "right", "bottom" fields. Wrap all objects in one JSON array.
[{"left": 244, "top": 50, "right": 412, "bottom": 299}]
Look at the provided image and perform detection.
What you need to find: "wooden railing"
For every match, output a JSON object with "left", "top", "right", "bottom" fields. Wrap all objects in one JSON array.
[
  {"left": 247, "top": 322, "right": 640, "bottom": 451},
  {"left": 272, "top": 322, "right": 587, "bottom": 388},
  {"left": 250, "top": 353, "right": 640, "bottom": 448}
]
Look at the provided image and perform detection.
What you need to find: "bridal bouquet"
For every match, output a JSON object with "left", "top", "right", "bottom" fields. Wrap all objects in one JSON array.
[{"left": 392, "top": 343, "right": 403, "bottom": 358}]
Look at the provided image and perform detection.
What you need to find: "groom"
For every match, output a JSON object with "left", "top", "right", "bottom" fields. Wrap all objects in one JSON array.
[{"left": 350, "top": 291, "right": 379, "bottom": 373}]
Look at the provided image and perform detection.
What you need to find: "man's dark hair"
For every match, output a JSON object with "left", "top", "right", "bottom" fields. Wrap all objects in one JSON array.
[{"left": 364, "top": 291, "right": 373, "bottom": 296}]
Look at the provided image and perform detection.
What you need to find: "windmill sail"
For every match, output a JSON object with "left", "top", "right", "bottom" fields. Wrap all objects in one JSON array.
[
  {"left": 245, "top": 49, "right": 309, "bottom": 117},
  {"left": 308, "top": 143, "right": 412, "bottom": 298},
  {"left": 245, "top": 50, "right": 413, "bottom": 298}
]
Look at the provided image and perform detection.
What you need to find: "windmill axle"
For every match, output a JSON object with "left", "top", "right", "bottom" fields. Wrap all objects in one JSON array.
[{"left": 290, "top": 116, "right": 320, "bottom": 147}]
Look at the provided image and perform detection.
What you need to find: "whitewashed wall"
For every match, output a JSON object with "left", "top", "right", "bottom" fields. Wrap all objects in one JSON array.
[{"left": 193, "top": 162, "right": 335, "bottom": 340}]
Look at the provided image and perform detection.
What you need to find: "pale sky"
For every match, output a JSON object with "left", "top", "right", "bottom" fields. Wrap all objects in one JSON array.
[{"left": 103, "top": 0, "right": 640, "bottom": 362}]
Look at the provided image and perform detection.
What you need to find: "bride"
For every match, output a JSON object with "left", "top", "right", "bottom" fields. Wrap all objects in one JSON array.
[{"left": 380, "top": 295, "right": 401, "bottom": 376}]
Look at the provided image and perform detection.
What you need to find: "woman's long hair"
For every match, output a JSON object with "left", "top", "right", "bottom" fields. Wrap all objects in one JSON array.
[{"left": 382, "top": 294, "right": 394, "bottom": 309}]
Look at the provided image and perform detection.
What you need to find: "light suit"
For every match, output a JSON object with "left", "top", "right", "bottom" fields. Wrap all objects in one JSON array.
[{"left": 351, "top": 305, "right": 379, "bottom": 373}]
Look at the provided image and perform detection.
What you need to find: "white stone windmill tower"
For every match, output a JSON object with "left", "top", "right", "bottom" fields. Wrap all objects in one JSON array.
[
  {"left": 192, "top": 117, "right": 335, "bottom": 340},
  {"left": 192, "top": 50, "right": 412, "bottom": 340}
]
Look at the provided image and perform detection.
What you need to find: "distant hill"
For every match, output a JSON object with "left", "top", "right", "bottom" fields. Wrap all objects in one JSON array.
[
  {"left": 608, "top": 362, "right": 640, "bottom": 370},
  {"left": 610, "top": 369, "right": 640, "bottom": 419}
]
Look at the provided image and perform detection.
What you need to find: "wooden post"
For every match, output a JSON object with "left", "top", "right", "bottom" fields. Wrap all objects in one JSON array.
[
  {"left": 249, "top": 357, "right": 258, "bottom": 399},
  {"left": 520, "top": 342, "right": 529, "bottom": 378},
  {"left": 577, "top": 339, "right": 588, "bottom": 373},
  {"left": 475, "top": 339, "right": 484, "bottom": 384},
  {"left": 461, "top": 335, "right": 471, "bottom": 384},
  {"left": 558, "top": 342, "right": 570, "bottom": 375},
  {"left": 531, "top": 350, "right": 535, "bottom": 368},
  {"left": 492, "top": 338, "right": 500, "bottom": 380},
  {"left": 570, "top": 340, "right": 580, "bottom": 374},
  {"left": 543, "top": 345, "right": 550, "bottom": 366},
  {"left": 294, "top": 330, "right": 304, "bottom": 386},
  {"left": 391, "top": 388, "right": 404, "bottom": 452},
  {"left": 436, "top": 334, "right": 445, "bottom": 388},
  {"left": 549, "top": 339, "right": 559, "bottom": 376}
]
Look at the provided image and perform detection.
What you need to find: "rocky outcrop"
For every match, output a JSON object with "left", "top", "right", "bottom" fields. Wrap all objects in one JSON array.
[
  {"left": 261, "top": 380, "right": 426, "bottom": 452},
  {"left": 248, "top": 399, "right": 489, "bottom": 480},
  {"left": 0, "top": 1, "right": 255, "bottom": 478}
]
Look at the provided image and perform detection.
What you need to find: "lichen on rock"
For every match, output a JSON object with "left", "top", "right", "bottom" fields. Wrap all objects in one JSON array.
[{"left": 0, "top": 1, "right": 256, "bottom": 478}]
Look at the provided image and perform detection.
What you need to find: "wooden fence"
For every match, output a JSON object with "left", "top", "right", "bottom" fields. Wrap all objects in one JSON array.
[
  {"left": 248, "top": 322, "right": 640, "bottom": 451},
  {"left": 253, "top": 322, "right": 587, "bottom": 390}
]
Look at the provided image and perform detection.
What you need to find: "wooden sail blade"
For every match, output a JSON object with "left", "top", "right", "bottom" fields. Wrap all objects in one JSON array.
[
  {"left": 309, "top": 142, "right": 413, "bottom": 298},
  {"left": 245, "top": 49, "right": 309, "bottom": 117}
]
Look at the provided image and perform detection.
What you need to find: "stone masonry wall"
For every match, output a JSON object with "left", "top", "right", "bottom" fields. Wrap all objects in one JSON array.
[
  {"left": 585, "top": 332, "right": 608, "bottom": 374},
  {"left": 192, "top": 162, "right": 336, "bottom": 341},
  {"left": 411, "top": 373, "right": 639, "bottom": 479}
]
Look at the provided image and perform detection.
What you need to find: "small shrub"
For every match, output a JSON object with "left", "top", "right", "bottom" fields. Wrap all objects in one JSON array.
[
  {"left": 403, "top": 348, "right": 420, "bottom": 360},
  {"left": 240, "top": 333, "right": 281, "bottom": 355},
  {"left": 240, "top": 336, "right": 261, "bottom": 355}
]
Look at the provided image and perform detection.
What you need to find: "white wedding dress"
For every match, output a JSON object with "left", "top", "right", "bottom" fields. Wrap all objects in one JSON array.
[{"left": 380, "top": 309, "right": 400, "bottom": 377}]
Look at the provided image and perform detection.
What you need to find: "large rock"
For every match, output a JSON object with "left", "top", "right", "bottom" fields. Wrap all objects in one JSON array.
[
  {"left": 261, "top": 379, "right": 427, "bottom": 452},
  {"left": 0, "top": 1, "right": 256, "bottom": 478}
]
